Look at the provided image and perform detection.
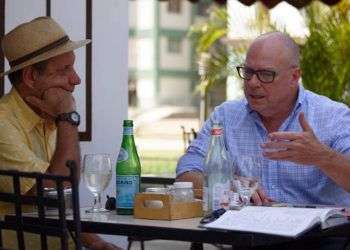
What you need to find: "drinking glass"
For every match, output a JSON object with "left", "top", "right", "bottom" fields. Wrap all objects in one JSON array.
[
  {"left": 83, "top": 154, "right": 112, "bottom": 213},
  {"left": 233, "top": 156, "right": 262, "bottom": 206}
]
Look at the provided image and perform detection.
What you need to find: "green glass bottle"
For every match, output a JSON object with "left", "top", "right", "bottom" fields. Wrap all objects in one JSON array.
[{"left": 116, "top": 120, "right": 141, "bottom": 215}]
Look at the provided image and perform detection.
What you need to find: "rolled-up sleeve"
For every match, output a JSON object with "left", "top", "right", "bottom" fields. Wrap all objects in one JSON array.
[{"left": 330, "top": 105, "right": 350, "bottom": 156}]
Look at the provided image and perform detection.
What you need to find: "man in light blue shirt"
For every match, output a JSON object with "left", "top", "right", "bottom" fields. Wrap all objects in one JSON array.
[{"left": 176, "top": 32, "right": 350, "bottom": 207}]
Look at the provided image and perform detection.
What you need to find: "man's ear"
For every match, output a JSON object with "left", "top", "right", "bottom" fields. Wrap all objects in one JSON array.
[
  {"left": 22, "top": 66, "right": 38, "bottom": 89},
  {"left": 291, "top": 67, "right": 301, "bottom": 86}
]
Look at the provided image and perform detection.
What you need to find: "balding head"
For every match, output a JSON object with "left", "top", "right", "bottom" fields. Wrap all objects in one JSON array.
[
  {"left": 242, "top": 32, "right": 301, "bottom": 120},
  {"left": 247, "top": 32, "right": 299, "bottom": 67}
]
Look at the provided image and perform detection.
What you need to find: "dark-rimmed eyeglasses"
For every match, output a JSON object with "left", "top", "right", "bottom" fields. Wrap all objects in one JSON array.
[{"left": 236, "top": 66, "right": 277, "bottom": 84}]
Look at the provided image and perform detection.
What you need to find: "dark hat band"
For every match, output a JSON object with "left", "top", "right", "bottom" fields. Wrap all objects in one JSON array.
[{"left": 9, "top": 35, "right": 70, "bottom": 67}]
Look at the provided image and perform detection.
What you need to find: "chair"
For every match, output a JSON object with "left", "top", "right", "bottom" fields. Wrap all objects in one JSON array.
[
  {"left": 181, "top": 126, "right": 198, "bottom": 152},
  {"left": 0, "top": 160, "right": 82, "bottom": 250}
]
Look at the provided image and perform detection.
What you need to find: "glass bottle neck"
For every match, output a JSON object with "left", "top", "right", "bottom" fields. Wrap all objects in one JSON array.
[{"left": 123, "top": 126, "right": 134, "bottom": 135}]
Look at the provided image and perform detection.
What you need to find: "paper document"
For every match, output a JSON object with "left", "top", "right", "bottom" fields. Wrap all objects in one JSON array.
[{"left": 202, "top": 206, "right": 348, "bottom": 237}]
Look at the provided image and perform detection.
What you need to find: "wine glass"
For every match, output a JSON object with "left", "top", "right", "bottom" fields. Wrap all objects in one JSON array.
[
  {"left": 83, "top": 154, "right": 112, "bottom": 213},
  {"left": 233, "top": 156, "right": 262, "bottom": 206}
]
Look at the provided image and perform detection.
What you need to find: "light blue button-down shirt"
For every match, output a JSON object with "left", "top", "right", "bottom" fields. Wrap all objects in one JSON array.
[{"left": 176, "top": 86, "right": 350, "bottom": 206}]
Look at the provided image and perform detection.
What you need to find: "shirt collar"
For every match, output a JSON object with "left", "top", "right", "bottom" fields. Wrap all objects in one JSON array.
[
  {"left": 8, "top": 88, "right": 47, "bottom": 132},
  {"left": 244, "top": 84, "right": 306, "bottom": 114}
]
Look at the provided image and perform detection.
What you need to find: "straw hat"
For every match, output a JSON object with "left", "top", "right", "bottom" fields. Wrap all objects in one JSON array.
[{"left": 1, "top": 16, "right": 91, "bottom": 76}]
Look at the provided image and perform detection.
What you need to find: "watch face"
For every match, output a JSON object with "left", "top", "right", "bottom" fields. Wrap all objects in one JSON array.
[
  {"left": 56, "top": 111, "right": 80, "bottom": 126},
  {"left": 71, "top": 112, "right": 80, "bottom": 122}
]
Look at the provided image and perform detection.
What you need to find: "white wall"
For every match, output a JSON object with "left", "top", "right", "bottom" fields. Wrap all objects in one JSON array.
[
  {"left": 80, "top": 0, "right": 128, "bottom": 248},
  {"left": 4, "top": 0, "right": 128, "bottom": 248}
]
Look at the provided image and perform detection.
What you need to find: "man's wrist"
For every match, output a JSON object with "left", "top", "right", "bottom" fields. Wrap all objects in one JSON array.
[
  {"left": 55, "top": 111, "right": 80, "bottom": 126},
  {"left": 317, "top": 147, "right": 337, "bottom": 170}
]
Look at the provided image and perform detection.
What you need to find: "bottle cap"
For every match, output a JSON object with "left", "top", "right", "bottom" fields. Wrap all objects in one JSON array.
[
  {"left": 145, "top": 187, "right": 168, "bottom": 194},
  {"left": 173, "top": 182, "right": 193, "bottom": 189},
  {"left": 123, "top": 120, "right": 133, "bottom": 127}
]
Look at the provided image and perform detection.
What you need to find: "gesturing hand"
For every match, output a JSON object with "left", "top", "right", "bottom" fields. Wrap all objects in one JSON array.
[{"left": 261, "top": 112, "right": 333, "bottom": 166}]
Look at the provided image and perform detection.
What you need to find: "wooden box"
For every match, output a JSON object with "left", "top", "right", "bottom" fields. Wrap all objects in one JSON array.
[{"left": 134, "top": 193, "right": 203, "bottom": 220}]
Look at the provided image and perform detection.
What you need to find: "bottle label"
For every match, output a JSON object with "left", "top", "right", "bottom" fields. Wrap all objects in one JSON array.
[
  {"left": 212, "top": 180, "right": 230, "bottom": 210},
  {"left": 116, "top": 175, "right": 140, "bottom": 209},
  {"left": 123, "top": 127, "right": 133, "bottom": 135},
  {"left": 117, "top": 148, "right": 129, "bottom": 162},
  {"left": 202, "top": 186, "right": 209, "bottom": 212},
  {"left": 211, "top": 128, "right": 223, "bottom": 136}
]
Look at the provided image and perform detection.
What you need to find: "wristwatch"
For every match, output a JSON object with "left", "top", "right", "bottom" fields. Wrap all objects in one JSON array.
[{"left": 55, "top": 111, "right": 80, "bottom": 126}]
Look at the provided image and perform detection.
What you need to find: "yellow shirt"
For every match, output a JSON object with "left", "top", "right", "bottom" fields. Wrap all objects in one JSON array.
[
  {"left": 0, "top": 88, "right": 56, "bottom": 199},
  {"left": 0, "top": 88, "right": 75, "bottom": 249}
]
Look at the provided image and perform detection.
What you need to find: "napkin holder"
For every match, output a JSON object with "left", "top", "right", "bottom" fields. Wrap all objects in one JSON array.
[{"left": 134, "top": 193, "right": 203, "bottom": 220}]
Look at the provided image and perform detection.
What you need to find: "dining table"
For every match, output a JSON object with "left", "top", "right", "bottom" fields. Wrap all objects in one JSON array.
[{"left": 5, "top": 208, "right": 350, "bottom": 250}]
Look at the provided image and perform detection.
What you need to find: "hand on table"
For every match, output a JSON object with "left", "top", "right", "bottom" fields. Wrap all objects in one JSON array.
[
  {"left": 261, "top": 112, "right": 333, "bottom": 166},
  {"left": 250, "top": 186, "right": 274, "bottom": 206}
]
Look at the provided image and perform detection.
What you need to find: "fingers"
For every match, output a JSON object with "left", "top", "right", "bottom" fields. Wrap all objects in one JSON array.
[
  {"left": 251, "top": 188, "right": 274, "bottom": 206},
  {"left": 42, "top": 88, "right": 76, "bottom": 114},
  {"left": 268, "top": 132, "right": 303, "bottom": 141},
  {"left": 263, "top": 149, "right": 295, "bottom": 160},
  {"left": 262, "top": 140, "right": 300, "bottom": 150},
  {"left": 25, "top": 96, "right": 55, "bottom": 118},
  {"left": 251, "top": 191, "right": 263, "bottom": 206},
  {"left": 26, "top": 88, "right": 76, "bottom": 118},
  {"left": 267, "top": 113, "right": 314, "bottom": 141}
]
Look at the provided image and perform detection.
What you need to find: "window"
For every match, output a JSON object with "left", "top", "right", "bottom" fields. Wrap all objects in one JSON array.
[
  {"left": 167, "top": 37, "right": 182, "bottom": 54},
  {"left": 197, "top": 1, "right": 211, "bottom": 17},
  {"left": 168, "top": 0, "right": 181, "bottom": 14},
  {"left": 128, "top": 78, "right": 137, "bottom": 107}
]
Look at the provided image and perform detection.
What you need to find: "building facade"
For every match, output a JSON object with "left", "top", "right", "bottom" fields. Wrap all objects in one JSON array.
[{"left": 129, "top": 0, "right": 211, "bottom": 109}]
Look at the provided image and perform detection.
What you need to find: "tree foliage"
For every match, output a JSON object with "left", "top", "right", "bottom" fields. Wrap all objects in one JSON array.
[
  {"left": 188, "top": 6, "right": 231, "bottom": 94},
  {"left": 300, "top": 1, "right": 350, "bottom": 105}
]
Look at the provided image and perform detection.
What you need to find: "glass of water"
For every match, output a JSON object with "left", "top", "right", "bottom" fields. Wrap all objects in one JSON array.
[
  {"left": 83, "top": 154, "right": 112, "bottom": 213},
  {"left": 233, "top": 156, "right": 262, "bottom": 206}
]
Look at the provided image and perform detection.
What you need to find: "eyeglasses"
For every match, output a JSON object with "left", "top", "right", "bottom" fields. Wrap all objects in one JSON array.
[{"left": 236, "top": 66, "right": 277, "bottom": 84}]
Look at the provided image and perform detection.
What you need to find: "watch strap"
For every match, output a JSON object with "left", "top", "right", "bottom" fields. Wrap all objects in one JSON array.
[{"left": 55, "top": 111, "right": 80, "bottom": 126}]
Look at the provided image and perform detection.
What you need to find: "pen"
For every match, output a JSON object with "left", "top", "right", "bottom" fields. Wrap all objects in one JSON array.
[{"left": 292, "top": 205, "right": 317, "bottom": 208}]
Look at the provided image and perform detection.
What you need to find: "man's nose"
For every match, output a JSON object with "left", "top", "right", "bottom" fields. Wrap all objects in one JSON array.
[
  {"left": 70, "top": 70, "right": 81, "bottom": 86},
  {"left": 246, "top": 74, "right": 261, "bottom": 88}
]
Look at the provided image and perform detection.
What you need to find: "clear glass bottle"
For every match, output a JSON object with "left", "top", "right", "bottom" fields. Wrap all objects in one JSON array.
[
  {"left": 203, "top": 121, "right": 232, "bottom": 214},
  {"left": 116, "top": 120, "right": 141, "bottom": 215}
]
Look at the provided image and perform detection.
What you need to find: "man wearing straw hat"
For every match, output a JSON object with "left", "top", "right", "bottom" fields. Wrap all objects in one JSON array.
[{"left": 0, "top": 17, "right": 121, "bottom": 250}]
